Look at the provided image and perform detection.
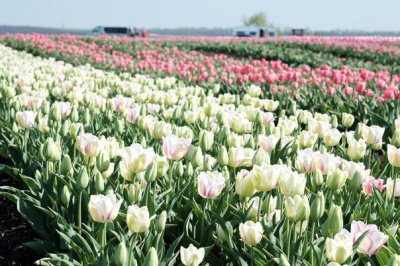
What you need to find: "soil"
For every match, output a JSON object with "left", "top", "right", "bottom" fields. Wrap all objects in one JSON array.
[{"left": 0, "top": 170, "right": 40, "bottom": 265}]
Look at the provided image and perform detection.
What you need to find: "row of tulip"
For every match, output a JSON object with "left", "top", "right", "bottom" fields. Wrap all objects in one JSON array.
[
  {"left": 0, "top": 43, "right": 400, "bottom": 265},
  {"left": 2, "top": 34, "right": 400, "bottom": 121}
]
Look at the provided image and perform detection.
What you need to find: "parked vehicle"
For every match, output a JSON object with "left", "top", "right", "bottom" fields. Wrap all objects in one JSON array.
[
  {"left": 87, "top": 26, "right": 134, "bottom": 37},
  {"left": 232, "top": 26, "right": 276, "bottom": 38}
]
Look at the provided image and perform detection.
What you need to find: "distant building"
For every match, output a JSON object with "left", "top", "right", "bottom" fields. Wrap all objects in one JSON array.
[{"left": 232, "top": 26, "right": 276, "bottom": 38}]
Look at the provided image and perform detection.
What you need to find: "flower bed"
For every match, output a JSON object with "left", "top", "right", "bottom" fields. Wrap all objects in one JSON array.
[{"left": 0, "top": 40, "right": 399, "bottom": 265}]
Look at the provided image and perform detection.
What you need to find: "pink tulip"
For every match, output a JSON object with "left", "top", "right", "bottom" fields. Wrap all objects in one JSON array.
[
  {"left": 362, "top": 178, "right": 385, "bottom": 195},
  {"left": 355, "top": 82, "right": 366, "bottom": 93},
  {"left": 125, "top": 107, "right": 140, "bottom": 123},
  {"left": 197, "top": 171, "right": 225, "bottom": 199},
  {"left": 344, "top": 86, "right": 353, "bottom": 96},
  {"left": 327, "top": 87, "right": 336, "bottom": 96},
  {"left": 163, "top": 134, "right": 191, "bottom": 161},
  {"left": 364, "top": 89, "right": 374, "bottom": 98},
  {"left": 351, "top": 221, "right": 388, "bottom": 255},
  {"left": 54, "top": 101, "right": 72, "bottom": 117}
]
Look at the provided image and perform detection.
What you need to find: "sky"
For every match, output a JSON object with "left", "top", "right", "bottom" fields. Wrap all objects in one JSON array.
[{"left": 1, "top": 0, "right": 399, "bottom": 31}]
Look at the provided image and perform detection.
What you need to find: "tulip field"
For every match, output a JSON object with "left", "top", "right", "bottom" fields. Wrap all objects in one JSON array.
[{"left": 1, "top": 34, "right": 400, "bottom": 266}]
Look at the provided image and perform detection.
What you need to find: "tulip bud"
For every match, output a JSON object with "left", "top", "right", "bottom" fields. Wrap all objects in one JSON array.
[
  {"left": 116, "top": 119, "right": 124, "bottom": 135},
  {"left": 173, "top": 161, "right": 184, "bottom": 178},
  {"left": 173, "top": 106, "right": 182, "bottom": 120},
  {"left": 191, "top": 147, "right": 203, "bottom": 169},
  {"left": 342, "top": 113, "right": 354, "bottom": 128},
  {"left": 128, "top": 183, "right": 142, "bottom": 204},
  {"left": 348, "top": 171, "right": 362, "bottom": 191},
  {"left": 82, "top": 108, "right": 90, "bottom": 125},
  {"left": 43, "top": 138, "right": 61, "bottom": 162},
  {"left": 330, "top": 115, "right": 338, "bottom": 128},
  {"left": 310, "top": 192, "right": 325, "bottom": 220},
  {"left": 112, "top": 242, "right": 127, "bottom": 266},
  {"left": 143, "top": 247, "right": 158, "bottom": 266},
  {"left": 252, "top": 148, "right": 269, "bottom": 166},
  {"left": 311, "top": 169, "right": 324, "bottom": 186},
  {"left": 60, "top": 155, "right": 72, "bottom": 176},
  {"left": 322, "top": 204, "right": 343, "bottom": 238},
  {"left": 61, "top": 186, "right": 71, "bottom": 205},
  {"left": 245, "top": 135, "right": 255, "bottom": 149},
  {"left": 102, "top": 163, "right": 114, "bottom": 179},
  {"left": 392, "top": 129, "right": 400, "bottom": 148},
  {"left": 326, "top": 169, "right": 347, "bottom": 191},
  {"left": 354, "top": 123, "right": 363, "bottom": 140},
  {"left": 12, "top": 122, "right": 18, "bottom": 133},
  {"left": 145, "top": 160, "right": 158, "bottom": 183},
  {"left": 156, "top": 156, "right": 169, "bottom": 178},
  {"left": 239, "top": 221, "right": 263, "bottom": 246},
  {"left": 155, "top": 211, "right": 167, "bottom": 233},
  {"left": 70, "top": 123, "right": 83, "bottom": 139},
  {"left": 60, "top": 120, "right": 71, "bottom": 137},
  {"left": 70, "top": 106, "right": 79, "bottom": 122},
  {"left": 96, "top": 150, "right": 110, "bottom": 173},
  {"left": 199, "top": 130, "right": 214, "bottom": 152},
  {"left": 387, "top": 254, "right": 400, "bottom": 266},
  {"left": 289, "top": 100, "right": 297, "bottom": 115},
  {"left": 217, "top": 146, "right": 228, "bottom": 167},
  {"left": 94, "top": 172, "right": 104, "bottom": 193},
  {"left": 49, "top": 104, "right": 62, "bottom": 122},
  {"left": 184, "top": 163, "right": 194, "bottom": 178},
  {"left": 216, "top": 221, "right": 234, "bottom": 241},
  {"left": 347, "top": 138, "right": 366, "bottom": 161},
  {"left": 77, "top": 167, "right": 89, "bottom": 190}
]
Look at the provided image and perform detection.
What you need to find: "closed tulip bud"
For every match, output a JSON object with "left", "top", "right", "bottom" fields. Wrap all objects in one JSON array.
[
  {"left": 12, "top": 122, "right": 18, "bottom": 133},
  {"left": 155, "top": 211, "right": 167, "bottom": 233},
  {"left": 116, "top": 119, "right": 124, "bottom": 134},
  {"left": 217, "top": 146, "right": 228, "bottom": 166},
  {"left": 323, "top": 128, "right": 343, "bottom": 147},
  {"left": 49, "top": 104, "right": 62, "bottom": 121},
  {"left": 102, "top": 163, "right": 114, "bottom": 179},
  {"left": 285, "top": 195, "right": 310, "bottom": 222},
  {"left": 144, "top": 160, "right": 158, "bottom": 183},
  {"left": 155, "top": 155, "right": 169, "bottom": 178},
  {"left": 61, "top": 186, "right": 71, "bottom": 205},
  {"left": 94, "top": 172, "right": 104, "bottom": 193},
  {"left": 191, "top": 147, "right": 203, "bottom": 169},
  {"left": 327, "top": 169, "right": 347, "bottom": 191},
  {"left": 216, "top": 221, "right": 234, "bottom": 241},
  {"left": 312, "top": 169, "right": 324, "bottom": 186},
  {"left": 289, "top": 100, "right": 297, "bottom": 115},
  {"left": 143, "top": 247, "right": 158, "bottom": 266},
  {"left": 388, "top": 144, "right": 400, "bottom": 167},
  {"left": 245, "top": 135, "right": 255, "bottom": 149},
  {"left": 392, "top": 129, "right": 400, "bottom": 147},
  {"left": 82, "top": 108, "right": 90, "bottom": 125},
  {"left": 173, "top": 106, "right": 182, "bottom": 120},
  {"left": 70, "top": 106, "right": 79, "bottom": 122},
  {"left": 310, "top": 191, "right": 325, "bottom": 220},
  {"left": 173, "top": 161, "right": 184, "bottom": 177},
  {"left": 77, "top": 167, "right": 89, "bottom": 190},
  {"left": 348, "top": 171, "right": 362, "bottom": 191},
  {"left": 43, "top": 138, "right": 61, "bottom": 162},
  {"left": 354, "top": 123, "right": 363, "bottom": 140},
  {"left": 330, "top": 115, "right": 338, "bottom": 128},
  {"left": 127, "top": 205, "right": 151, "bottom": 233},
  {"left": 322, "top": 204, "right": 343, "bottom": 238},
  {"left": 128, "top": 183, "right": 142, "bottom": 204},
  {"left": 96, "top": 150, "right": 110, "bottom": 173},
  {"left": 60, "top": 120, "right": 71, "bottom": 137},
  {"left": 112, "top": 242, "right": 127, "bottom": 266},
  {"left": 239, "top": 221, "right": 263, "bottom": 246},
  {"left": 184, "top": 163, "right": 194, "bottom": 178},
  {"left": 200, "top": 130, "right": 214, "bottom": 152},
  {"left": 69, "top": 122, "right": 83, "bottom": 139},
  {"left": 252, "top": 148, "right": 269, "bottom": 166},
  {"left": 342, "top": 113, "right": 354, "bottom": 128},
  {"left": 61, "top": 155, "right": 72, "bottom": 176},
  {"left": 387, "top": 254, "right": 400, "bottom": 266}
]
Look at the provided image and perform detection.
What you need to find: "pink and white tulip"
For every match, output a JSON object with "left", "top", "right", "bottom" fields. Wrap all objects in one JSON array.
[
  {"left": 197, "top": 171, "right": 226, "bottom": 199},
  {"left": 351, "top": 221, "right": 388, "bottom": 255},
  {"left": 163, "top": 134, "right": 191, "bottom": 161}
]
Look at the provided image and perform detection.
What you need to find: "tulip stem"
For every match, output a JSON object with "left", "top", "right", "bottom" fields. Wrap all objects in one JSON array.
[
  {"left": 101, "top": 223, "right": 107, "bottom": 256},
  {"left": 78, "top": 191, "right": 82, "bottom": 232}
]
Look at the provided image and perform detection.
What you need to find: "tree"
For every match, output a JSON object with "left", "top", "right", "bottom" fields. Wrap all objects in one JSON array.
[{"left": 242, "top": 12, "right": 268, "bottom": 27}]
